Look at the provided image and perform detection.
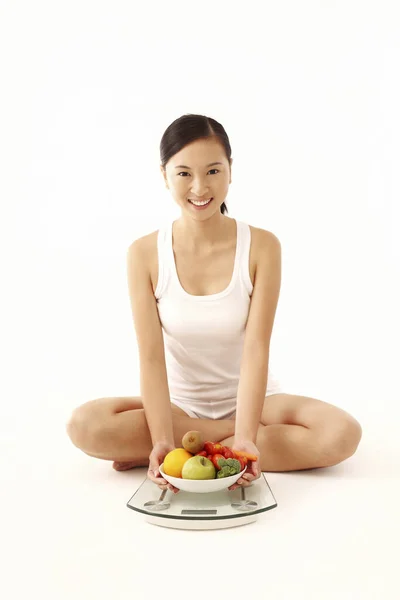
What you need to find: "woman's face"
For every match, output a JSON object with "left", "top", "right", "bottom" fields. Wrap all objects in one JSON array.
[{"left": 161, "top": 137, "right": 232, "bottom": 216}]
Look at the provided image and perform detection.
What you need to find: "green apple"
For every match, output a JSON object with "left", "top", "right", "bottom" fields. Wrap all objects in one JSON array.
[{"left": 181, "top": 456, "right": 216, "bottom": 480}]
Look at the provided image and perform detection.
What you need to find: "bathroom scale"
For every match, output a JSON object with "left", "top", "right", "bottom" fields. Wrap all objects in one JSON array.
[{"left": 126, "top": 472, "right": 277, "bottom": 530}]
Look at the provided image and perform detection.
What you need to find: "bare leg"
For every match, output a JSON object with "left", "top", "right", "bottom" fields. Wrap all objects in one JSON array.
[
  {"left": 221, "top": 393, "right": 362, "bottom": 472},
  {"left": 220, "top": 424, "right": 351, "bottom": 472},
  {"left": 67, "top": 398, "right": 237, "bottom": 469}
]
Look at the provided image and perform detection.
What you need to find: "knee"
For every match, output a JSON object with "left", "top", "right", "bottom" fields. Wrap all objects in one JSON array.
[
  {"left": 324, "top": 416, "right": 363, "bottom": 461},
  {"left": 66, "top": 403, "right": 96, "bottom": 449}
]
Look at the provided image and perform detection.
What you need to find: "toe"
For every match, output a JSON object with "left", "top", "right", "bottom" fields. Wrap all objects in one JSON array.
[{"left": 113, "top": 461, "right": 136, "bottom": 471}]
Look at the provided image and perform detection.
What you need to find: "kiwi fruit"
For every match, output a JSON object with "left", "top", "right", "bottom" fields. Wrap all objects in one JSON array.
[{"left": 181, "top": 430, "right": 204, "bottom": 454}]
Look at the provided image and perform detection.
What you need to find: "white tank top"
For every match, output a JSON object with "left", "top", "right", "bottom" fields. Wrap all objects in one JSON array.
[{"left": 154, "top": 218, "right": 255, "bottom": 405}]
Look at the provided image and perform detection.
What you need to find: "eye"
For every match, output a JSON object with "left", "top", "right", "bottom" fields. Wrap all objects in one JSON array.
[{"left": 177, "top": 169, "right": 220, "bottom": 177}]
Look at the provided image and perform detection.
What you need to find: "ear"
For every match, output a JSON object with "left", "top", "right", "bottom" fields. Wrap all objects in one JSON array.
[{"left": 160, "top": 165, "right": 168, "bottom": 188}]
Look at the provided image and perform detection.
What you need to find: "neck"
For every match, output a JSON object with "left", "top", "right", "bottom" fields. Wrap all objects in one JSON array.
[{"left": 174, "top": 213, "right": 231, "bottom": 252}]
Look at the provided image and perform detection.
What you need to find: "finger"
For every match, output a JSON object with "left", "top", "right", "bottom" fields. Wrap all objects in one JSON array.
[
  {"left": 147, "top": 467, "right": 158, "bottom": 478},
  {"left": 246, "top": 463, "right": 259, "bottom": 478},
  {"left": 236, "top": 478, "right": 247, "bottom": 486},
  {"left": 155, "top": 479, "right": 168, "bottom": 488},
  {"left": 148, "top": 467, "right": 163, "bottom": 480},
  {"left": 148, "top": 472, "right": 179, "bottom": 493},
  {"left": 161, "top": 483, "right": 179, "bottom": 494},
  {"left": 148, "top": 472, "right": 168, "bottom": 486},
  {"left": 147, "top": 471, "right": 163, "bottom": 482}
]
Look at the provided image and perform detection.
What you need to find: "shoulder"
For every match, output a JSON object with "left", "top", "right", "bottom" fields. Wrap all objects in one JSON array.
[
  {"left": 127, "top": 228, "right": 161, "bottom": 294},
  {"left": 128, "top": 228, "right": 159, "bottom": 257},
  {"left": 248, "top": 224, "right": 281, "bottom": 256},
  {"left": 247, "top": 225, "right": 281, "bottom": 286}
]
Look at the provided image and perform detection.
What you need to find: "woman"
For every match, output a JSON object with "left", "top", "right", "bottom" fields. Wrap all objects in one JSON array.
[{"left": 66, "top": 113, "right": 362, "bottom": 494}]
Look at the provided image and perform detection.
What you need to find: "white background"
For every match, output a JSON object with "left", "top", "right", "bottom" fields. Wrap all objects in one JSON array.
[{"left": 1, "top": 1, "right": 399, "bottom": 599}]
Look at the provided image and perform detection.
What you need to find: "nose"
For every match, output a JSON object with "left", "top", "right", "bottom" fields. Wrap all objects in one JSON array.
[{"left": 191, "top": 180, "right": 210, "bottom": 195}]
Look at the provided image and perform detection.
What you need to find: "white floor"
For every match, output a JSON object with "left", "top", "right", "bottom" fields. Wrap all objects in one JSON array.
[{"left": 3, "top": 388, "right": 399, "bottom": 600}]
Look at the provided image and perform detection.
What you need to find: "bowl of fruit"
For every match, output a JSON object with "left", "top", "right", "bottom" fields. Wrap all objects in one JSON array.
[{"left": 159, "top": 430, "right": 255, "bottom": 493}]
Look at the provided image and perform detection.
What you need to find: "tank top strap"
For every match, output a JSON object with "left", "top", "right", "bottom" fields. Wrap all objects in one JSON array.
[
  {"left": 236, "top": 220, "right": 254, "bottom": 296},
  {"left": 154, "top": 221, "right": 172, "bottom": 300}
]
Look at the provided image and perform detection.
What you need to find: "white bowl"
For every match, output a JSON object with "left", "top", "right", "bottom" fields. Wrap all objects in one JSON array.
[{"left": 159, "top": 463, "right": 247, "bottom": 494}]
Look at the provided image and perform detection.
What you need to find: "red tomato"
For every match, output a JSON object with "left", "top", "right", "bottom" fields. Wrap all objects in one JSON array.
[
  {"left": 207, "top": 454, "right": 213, "bottom": 462},
  {"left": 236, "top": 457, "right": 246, "bottom": 471},
  {"left": 211, "top": 443, "right": 224, "bottom": 455},
  {"left": 204, "top": 441, "right": 215, "bottom": 455},
  {"left": 211, "top": 453, "right": 225, "bottom": 471},
  {"left": 196, "top": 450, "right": 207, "bottom": 457},
  {"left": 223, "top": 447, "right": 235, "bottom": 459}
]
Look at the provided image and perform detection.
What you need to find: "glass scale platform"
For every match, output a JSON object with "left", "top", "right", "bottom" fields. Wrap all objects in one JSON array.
[{"left": 126, "top": 473, "right": 277, "bottom": 530}]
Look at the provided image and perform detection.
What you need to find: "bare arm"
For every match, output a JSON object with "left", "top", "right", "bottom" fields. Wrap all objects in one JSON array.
[
  {"left": 235, "top": 231, "right": 282, "bottom": 442},
  {"left": 126, "top": 238, "right": 175, "bottom": 447}
]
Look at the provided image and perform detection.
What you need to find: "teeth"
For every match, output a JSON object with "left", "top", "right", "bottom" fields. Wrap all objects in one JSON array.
[{"left": 189, "top": 198, "right": 212, "bottom": 206}]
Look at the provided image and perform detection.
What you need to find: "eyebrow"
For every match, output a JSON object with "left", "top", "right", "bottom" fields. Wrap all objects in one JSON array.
[{"left": 174, "top": 162, "right": 224, "bottom": 169}]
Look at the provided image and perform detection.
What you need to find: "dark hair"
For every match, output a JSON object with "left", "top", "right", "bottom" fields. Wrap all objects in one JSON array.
[{"left": 160, "top": 113, "right": 231, "bottom": 215}]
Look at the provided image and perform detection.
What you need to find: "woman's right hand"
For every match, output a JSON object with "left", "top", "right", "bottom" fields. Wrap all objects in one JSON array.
[{"left": 147, "top": 441, "right": 180, "bottom": 494}]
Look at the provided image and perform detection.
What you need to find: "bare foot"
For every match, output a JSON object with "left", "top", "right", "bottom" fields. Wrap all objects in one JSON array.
[{"left": 112, "top": 461, "right": 137, "bottom": 471}]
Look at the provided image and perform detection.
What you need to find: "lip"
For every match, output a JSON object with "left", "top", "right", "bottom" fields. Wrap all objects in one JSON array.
[{"left": 188, "top": 197, "right": 214, "bottom": 210}]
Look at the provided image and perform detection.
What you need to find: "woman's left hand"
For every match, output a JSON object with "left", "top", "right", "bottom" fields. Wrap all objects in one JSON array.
[{"left": 228, "top": 439, "right": 261, "bottom": 491}]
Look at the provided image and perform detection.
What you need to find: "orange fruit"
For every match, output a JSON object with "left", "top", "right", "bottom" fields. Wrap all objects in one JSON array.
[{"left": 163, "top": 448, "right": 193, "bottom": 478}]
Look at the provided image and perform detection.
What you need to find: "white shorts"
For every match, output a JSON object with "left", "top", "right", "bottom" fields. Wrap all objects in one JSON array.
[{"left": 170, "top": 369, "right": 284, "bottom": 420}]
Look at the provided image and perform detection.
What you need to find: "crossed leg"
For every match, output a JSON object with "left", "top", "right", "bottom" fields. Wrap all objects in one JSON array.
[
  {"left": 66, "top": 396, "right": 237, "bottom": 470},
  {"left": 220, "top": 393, "right": 363, "bottom": 472},
  {"left": 67, "top": 393, "right": 362, "bottom": 474}
]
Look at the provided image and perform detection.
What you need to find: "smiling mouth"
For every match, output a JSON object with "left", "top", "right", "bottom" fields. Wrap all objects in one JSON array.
[{"left": 188, "top": 197, "right": 213, "bottom": 206}]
